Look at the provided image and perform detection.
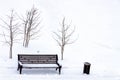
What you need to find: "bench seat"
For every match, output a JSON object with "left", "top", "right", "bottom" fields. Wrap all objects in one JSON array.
[{"left": 21, "top": 64, "right": 59, "bottom": 68}]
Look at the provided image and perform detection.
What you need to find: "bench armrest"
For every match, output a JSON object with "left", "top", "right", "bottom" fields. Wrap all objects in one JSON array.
[{"left": 18, "top": 61, "right": 23, "bottom": 66}]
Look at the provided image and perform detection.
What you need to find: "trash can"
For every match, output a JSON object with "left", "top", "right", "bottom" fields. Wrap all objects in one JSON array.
[{"left": 83, "top": 62, "right": 91, "bottom": 74}]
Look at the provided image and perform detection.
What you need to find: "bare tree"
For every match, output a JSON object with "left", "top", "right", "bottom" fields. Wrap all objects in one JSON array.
[
  {"left": 20, "top": 6, "right": 42, "bottom": 47},
  {"left": 0, "top": 10, "right": 19, "bottom": 59},
  {"left": 53, "top": 17, "right": 76, "bottom": 60}
]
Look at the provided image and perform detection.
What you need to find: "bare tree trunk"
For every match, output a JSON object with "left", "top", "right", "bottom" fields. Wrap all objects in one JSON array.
[
  {"left": 9, "top": 14, "right": 13, "bottom": 59},
  {"left": 10, "top": 31, "right": 14, "bottom": 59},
  {"left": 23, "top": 20, "right": 27, "bottom": 47},
  {"left": 61, "top": 45, "right": 64, "bottom": 60},
  {"left": 9, "top": 35, "right": 13, "bottom": 59},
  {"left": 23, "top": 32, "right": 26, "bottom": 46},
  {"left": 25, "top": 35, "right": 30, "bottom": 47},
  {"left": 23, "top": 33, "right": 29, "bottom": 47},
  {"left": 9, "top": 44, "right": 13, "bottom": 59},
  {"left": 23, "top": 37, "right": 25, "bottom": 46}
]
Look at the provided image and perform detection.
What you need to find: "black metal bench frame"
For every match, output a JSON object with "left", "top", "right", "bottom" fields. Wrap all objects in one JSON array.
[{"left": 17, "top": 54, "right": 62, "bottom": 74}]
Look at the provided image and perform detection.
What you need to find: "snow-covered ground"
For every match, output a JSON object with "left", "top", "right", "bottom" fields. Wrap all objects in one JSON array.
[
  {"left": 1, "top": 0, "right": 120, "bottom": 80},
  {"left": 0, "top": 41, "right": 120, "bottom": 80}
]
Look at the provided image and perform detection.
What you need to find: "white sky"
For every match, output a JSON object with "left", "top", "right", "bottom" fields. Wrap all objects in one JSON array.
[{"left": 0, "top": 0, "right": 120, "bottom": 50}]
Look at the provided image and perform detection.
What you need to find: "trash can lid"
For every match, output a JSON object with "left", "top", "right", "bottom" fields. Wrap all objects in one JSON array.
[{"left": 84, "top": 62, "right": 91, "bottom": 65}]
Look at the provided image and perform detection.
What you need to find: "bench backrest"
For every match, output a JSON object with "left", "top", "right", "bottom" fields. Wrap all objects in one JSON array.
[{"left": 18, "top": 54, "right": 58, "bottom": 64}]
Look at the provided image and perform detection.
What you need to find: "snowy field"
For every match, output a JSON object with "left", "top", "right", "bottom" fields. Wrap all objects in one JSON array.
[
  {"left": 1, "top": 0, "right": 120, "bottom": 80},
  {"left": 0, "top": 41, "right": 120, "bottom": 80}
]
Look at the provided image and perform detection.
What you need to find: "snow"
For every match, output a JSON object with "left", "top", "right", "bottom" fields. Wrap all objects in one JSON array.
[
  {"left": 1, "top": 0, "right": 120, "bottom": 80},
  {"left": 1, "top": 43, "right": 120, "bottom": 80},
  {"left": 20, "top": 64, "right": 59, "bottom": 68}
]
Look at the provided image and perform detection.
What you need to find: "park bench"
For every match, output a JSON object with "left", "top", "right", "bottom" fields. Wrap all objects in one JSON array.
[{"left": 17, "top": 54, "right": 62, "bottom": 74}]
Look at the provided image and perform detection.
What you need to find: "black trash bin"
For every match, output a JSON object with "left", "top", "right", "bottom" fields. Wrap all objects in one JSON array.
[{"left": 83, "top": 62, "right": 91, "bottom": 74}]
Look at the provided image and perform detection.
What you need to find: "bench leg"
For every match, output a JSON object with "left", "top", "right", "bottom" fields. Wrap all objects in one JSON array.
[
  {"left": 17, "top": 67, "right": 19, "bottom": 71},
  {"left": 19, "top": 66, "right": 23, "bottom": 74},
  {"left": 58, "top": 66, "right": 62, "bottom": 74},
  {"left": 17, "top": 64, "right": 20, "bottom": 71},
  {"left": 56, "top": 67, "right": 58, "bottom": 71}
]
